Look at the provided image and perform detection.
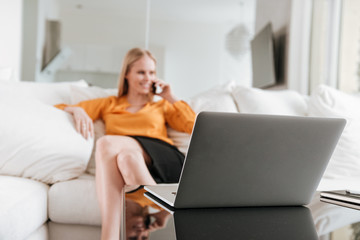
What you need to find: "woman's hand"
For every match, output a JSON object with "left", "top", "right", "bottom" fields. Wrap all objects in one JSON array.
[
  {"left": 153, "top": 79, "right": 179, "bottom": 104},
  {"left": 64, "top": 106, "right": 94, "bottom": 139}
]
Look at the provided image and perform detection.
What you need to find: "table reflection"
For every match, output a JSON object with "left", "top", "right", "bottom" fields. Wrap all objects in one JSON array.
[
  {"left": 125, "top": 187, "right": 318, "bottom": 240},
  {"left": 125, "top": 187, "right": 172, "bottom": 240},
  {"left": 308, "top": 192, "right": 360, "bottom": 238}
]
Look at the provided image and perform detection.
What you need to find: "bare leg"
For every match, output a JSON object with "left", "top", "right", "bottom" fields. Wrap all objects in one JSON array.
[
  {"left": 117, "top": 145, "right": 156, "bottom": 186},
  {"left": 95, "top": 135, "right": 156, "bottom": 240}
]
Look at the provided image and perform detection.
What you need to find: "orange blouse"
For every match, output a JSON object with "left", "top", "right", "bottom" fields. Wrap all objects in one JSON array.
[
  {"left": 126, "top": 188, "right": 162, "bottom": 210},
  {"left": 55, "top": 96, "right": 195, "bottom": 145}
]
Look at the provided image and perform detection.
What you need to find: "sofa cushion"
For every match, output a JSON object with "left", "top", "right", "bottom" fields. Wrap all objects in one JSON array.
[
  {"left": 309, "top": 85, "right": 360, "bottom": 180},
  {"left": 231, "top": 86, "right": 308, "bottom": 116},
  {"left": 0, "top": 96, "right": 93, "bottom": 184},
  {"left": 0, "top": 80, "right": 88, "bottom": 105},
  {"left": 0, "top": 176, "right": 48, "bottom": 240},
  {"left": 25, "top": 224, "right": 48, "bottom": 240},
  {"left": 70, "top": 85, "right": 117, "bottom": 104},
  {"left": 166, "top": 127, "right": 191, "bottom": 155},
  {"left": 85, "top": 120, "right": 106, "bottom": 175},
  {"left": 48, "top": 222, "right": 101, "bottom": 240},
  {"left": 188, "top": 81, "right": 238, "bottom": 113},
  {"left": 49, "top": 174, "right": 101, "bottom": 226}
]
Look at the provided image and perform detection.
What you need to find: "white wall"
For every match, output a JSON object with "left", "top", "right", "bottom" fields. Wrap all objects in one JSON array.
[
  {"left": 57, "top": 6, "right": 255, "bottom": 99},
  {"left": 149, "top": 20, "right": 225, "bottom": 99},
  {"left": 58, "top": 17, "right": 227, "bottom": 99},
  {"left": 0, "top": 0, "right": 22, "bottom": 81},
  {"left": 55, "top": 10, "right": 147, "bottom": 88},
  {"left": 58, "top": 10, "right": 146, "bottom": 75}
]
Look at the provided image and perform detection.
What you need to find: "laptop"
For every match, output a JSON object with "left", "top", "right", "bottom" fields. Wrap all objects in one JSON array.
[{"left": 145, "top": 112, "right": 346, "bottom": 209}]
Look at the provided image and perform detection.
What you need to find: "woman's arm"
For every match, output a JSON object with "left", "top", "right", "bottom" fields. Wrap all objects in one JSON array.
[
  {"left": 55, "top": 97, "right": 112, "bottom": 139},
  {"left": 153, "top": 79, "right": 179, "bottom": 104},
  {"left": 154, "top": 79, "right": 195, "bottom": 133},
  {"left": 64, "top": 106, "right": 94, "bottom": 139},
  {"left": 165, "top": 100, "right": 196, "bottom": 134},
  {"left": 162, "top": 97, "right": 196, "bottom": 135}
]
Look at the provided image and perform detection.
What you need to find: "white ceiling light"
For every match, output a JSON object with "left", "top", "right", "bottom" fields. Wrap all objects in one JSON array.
[
  {"left": 225, "top": 23, "right": 250, "bottom": 60},
  {"left": 225, "top": 1, "right": 251, "bottom": 60}
]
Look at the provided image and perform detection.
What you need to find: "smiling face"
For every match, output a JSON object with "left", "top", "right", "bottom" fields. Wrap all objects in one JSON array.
[{"left": 125, "top": 55, "right": 156, "bottom": 96}]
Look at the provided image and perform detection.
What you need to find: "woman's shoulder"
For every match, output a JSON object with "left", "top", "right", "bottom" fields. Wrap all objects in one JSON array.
[
  {"left": 88, "top": 95, "right": 118, "bottom": 103},
  {"left": 96, "top": 95, "right": 122, "bottom": 103},
  {"left": 108, "top": 95, "right": 120, "bottom": 101},
  {"left": 107, "top": 95, "right": 127, "bottom": 106},
  {"left": 152, "top": 98, "right": 191, "bottom": 108},
  {"left": 80, "top": 95, "right": 121, "bottom": 107},
  {"left": 154, "top": 98, "right": 189, "bottom": 107},
  {"left": 151, "top": 98, "right": 174, "bottom": 109}
]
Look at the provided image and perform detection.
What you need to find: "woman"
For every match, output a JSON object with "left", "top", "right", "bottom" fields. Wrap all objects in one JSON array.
[{"left": 55, "top": 48, "right": 195, "bottom": 240}]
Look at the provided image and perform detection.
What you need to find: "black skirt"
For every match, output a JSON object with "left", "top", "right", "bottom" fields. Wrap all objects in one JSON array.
[{"left": 131, "top": 136, "right": 185, "bottom": 184}]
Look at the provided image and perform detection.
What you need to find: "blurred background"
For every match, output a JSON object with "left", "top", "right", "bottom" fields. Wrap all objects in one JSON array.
[{"left": 1, "top": 0, "right": 360, "bottom": 99}]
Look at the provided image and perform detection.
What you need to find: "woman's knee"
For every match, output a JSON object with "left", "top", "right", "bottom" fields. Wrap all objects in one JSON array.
[
  {"left": 95, "top": 136, "right": 142, "bottom": 163},
  {"left": 95, "top": 135, "right": 126, "bottom": 163},
  {"left": 95, "top": 136, "right": 113, "bottom": 159}
]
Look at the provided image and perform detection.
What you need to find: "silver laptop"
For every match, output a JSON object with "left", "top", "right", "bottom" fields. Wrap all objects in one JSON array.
[{"left": 145, "top": 112, "right": 346, "bottom": 209}]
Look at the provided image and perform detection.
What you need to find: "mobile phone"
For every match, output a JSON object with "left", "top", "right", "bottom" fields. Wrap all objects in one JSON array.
[
  {"left": 152, "top": 82, "right": 156, "bottom": 94},
  {"left": 152, "top": 82, "right": 162, "bottom": 94}
]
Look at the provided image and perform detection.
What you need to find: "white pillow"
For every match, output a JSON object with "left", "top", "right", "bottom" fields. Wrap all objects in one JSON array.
[
  {"left": 86, "top": 120, "right": 106, "bottom": 175},
  {"left": 231, "top": 86, "right": 308, "bottom": 116},
  {"left": 188, "top": 81, "right": 238, "bottom": 113},
  {"left": 0, "top": 97, "right": 93, "bottom": 184},
  {"left": 70, "top": 85, "right": 117, "bottom": 104},
  {"left": 167, "top": 127, "right": 191, "bottom": 156},
  {"left": 309, "top": 85, "right": 360, "bottom": 180},
  {"left": 0, "top": 80, "right": 88, "bottom": 105}
]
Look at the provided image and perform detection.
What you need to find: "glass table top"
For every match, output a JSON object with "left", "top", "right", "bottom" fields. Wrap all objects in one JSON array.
[{"left": 124, "top": 187, "right": 360, "bottom": 240}]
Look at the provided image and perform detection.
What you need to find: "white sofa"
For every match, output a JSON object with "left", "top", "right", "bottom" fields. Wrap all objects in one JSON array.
[{"left": 1, "top": 80, "right": 360, "bottom": 239}]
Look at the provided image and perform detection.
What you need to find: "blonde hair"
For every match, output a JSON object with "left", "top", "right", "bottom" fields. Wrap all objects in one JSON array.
[{"left": 118, "top": 48, "right": 157, "bottom": 97}]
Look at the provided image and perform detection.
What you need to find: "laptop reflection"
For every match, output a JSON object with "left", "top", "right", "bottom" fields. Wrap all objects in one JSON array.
[
  {"left": 141, "top": 192, "right": 318, "bottom": 240},
  {"left": 171, "top": 207, "right": 318, "bottom": 240}
]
